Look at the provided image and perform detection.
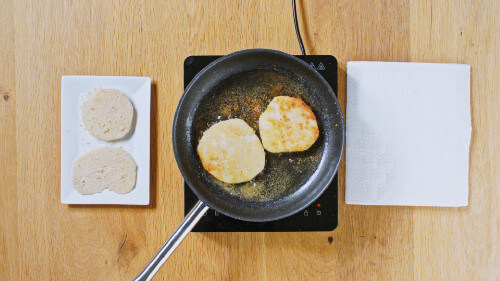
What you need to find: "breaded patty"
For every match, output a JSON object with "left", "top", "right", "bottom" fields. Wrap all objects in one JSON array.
[
  {"left": 81, "top": 89, "right": 134, "bottom": 141},
  {"left": 197, "top": 119, "right": 265, "bottom": 184},
  {"left": 72, "top": 146, "right": 137, "bottom": 195},
  {"left": 259, "top": 96, "right": 319, "bottom": 153}
]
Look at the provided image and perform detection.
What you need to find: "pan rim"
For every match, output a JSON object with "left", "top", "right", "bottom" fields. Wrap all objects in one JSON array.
[{"left": 173, "top": 48, "right": 344, "bottom": 222}]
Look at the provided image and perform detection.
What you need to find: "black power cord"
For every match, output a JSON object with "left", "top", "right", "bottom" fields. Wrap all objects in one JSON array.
[{"left": 292, "top": 0, "right": 306, "bottom": 55}]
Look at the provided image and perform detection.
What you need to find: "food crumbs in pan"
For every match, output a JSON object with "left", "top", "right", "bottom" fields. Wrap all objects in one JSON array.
[{"left": 194, "top": 70, "right": 323, "bottom": 202}]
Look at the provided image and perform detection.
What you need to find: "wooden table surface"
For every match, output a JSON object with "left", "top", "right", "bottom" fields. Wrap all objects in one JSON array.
[{"left": 1, "top": 0, "right": 498, "bottom": 280}]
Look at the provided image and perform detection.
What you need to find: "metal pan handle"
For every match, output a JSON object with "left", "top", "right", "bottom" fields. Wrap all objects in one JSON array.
[{"left": 133, "top": 200, "right": 209, "bottom": 281}]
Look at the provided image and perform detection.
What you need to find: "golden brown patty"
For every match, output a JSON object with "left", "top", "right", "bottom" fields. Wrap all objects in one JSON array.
[
  {"left": 259, "top": 96, "right": 319, "bottom": 153},
  {"left": 197, "top": 119, "right": 265, "bottom": 184}
]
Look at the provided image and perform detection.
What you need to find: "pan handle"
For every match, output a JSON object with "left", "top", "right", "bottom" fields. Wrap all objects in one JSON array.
[{"left": 133, "top": 200, "right": 209, "bottom": 281}]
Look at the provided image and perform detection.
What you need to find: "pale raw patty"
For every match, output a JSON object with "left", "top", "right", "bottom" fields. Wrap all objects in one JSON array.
[
  {"left": 197, "top": 119, "right": 265, "bottom": 184},
  {"left": 72, "top": 146, "right": 137, "bottom": 194},
  {"left": 81, "top": 89, "right": 134, "bottom": 141},
  {"left": 259, "top": 96, "right": 319, "bottom": 153}
]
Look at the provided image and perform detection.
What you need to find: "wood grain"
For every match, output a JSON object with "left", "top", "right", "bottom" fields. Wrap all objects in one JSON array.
[
  {"left": 0, "top": 0, "right": 19, "bottom": 280},
  {"left": 0, "top": 0, "right": 498, "bottom": 280}
]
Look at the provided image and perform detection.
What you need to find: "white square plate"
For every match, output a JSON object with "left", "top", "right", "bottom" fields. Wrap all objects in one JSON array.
[{"left": 61, "top": 76, "right": 151, "bottom": 205}]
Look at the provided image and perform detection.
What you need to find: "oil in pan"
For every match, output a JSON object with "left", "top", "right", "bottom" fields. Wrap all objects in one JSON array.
[{"left": 193, "top": 69, "right": 323, "bottom": 202}]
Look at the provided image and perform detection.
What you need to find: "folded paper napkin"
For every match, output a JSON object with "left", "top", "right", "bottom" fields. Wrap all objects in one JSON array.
[{"left": 346, "top": 62, "right": 471, "bottom": 206}]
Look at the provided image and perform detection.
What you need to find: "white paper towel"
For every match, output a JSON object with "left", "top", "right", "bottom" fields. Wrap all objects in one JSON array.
[{"left": 346, "top": 62, "right": 471, "bottom": 206}]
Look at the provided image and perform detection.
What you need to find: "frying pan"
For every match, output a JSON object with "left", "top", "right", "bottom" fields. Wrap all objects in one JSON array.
[{"left": 134, "top": 49, "right": 344, "bottom": 281}]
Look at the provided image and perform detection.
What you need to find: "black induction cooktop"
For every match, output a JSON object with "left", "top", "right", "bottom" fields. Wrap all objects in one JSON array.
[{"left": 184, "top": 55, "right": 338, "bottom": 232}]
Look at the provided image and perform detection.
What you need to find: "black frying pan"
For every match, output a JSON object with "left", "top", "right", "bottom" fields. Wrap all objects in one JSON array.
[{"left": 135, "top": 49, "right": 344, "bottom": 281}]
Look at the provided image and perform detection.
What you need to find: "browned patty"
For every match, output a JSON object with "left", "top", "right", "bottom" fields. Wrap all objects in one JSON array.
[
  {"left": 197, "top": 119, "right": 265, "bottom": 184},
  {"left": 259, "top": 96, "right": 319, "bottom": 153}
]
